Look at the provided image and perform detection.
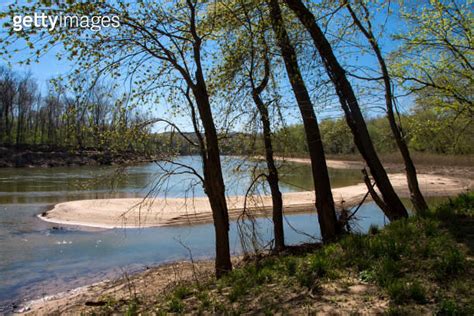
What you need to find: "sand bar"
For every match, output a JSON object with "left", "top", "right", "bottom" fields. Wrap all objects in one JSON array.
[{"left": 39, "top": 173, "right": 471, "bottom": 229}]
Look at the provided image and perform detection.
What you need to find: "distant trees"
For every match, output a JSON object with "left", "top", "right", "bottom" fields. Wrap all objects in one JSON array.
[
  {"left": 0, "top": 67, "right": 16, "bottom": 144},
  {"left": 0, "top": 67, "right": 149, "bottom": 151},
  {"left": 272, "top": 112, "right": 474, "bottom": 157}
]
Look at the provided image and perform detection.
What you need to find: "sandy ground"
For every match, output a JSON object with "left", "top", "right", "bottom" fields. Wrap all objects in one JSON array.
[
  {"left": 39, "top": 171, "right": 472, "bottom": 229},
  {"left": 17, "top": 258, "right": 392, "bottom": 315},
  {"left": 17, "top": 260, "right": 216, "bottom": 315}
]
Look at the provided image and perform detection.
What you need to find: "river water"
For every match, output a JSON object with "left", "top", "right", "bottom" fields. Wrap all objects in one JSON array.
[{"left": 0, "top": 156, "right": 384, "bottom": 311}]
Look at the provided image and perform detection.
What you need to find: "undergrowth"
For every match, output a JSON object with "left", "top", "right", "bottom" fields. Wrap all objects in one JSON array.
[{"left": 115, "top": 193, "right": 474, "bottom": 314}]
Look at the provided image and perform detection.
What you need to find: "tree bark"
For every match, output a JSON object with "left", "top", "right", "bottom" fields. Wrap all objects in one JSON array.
[
  {"left": 284, "top": 0, "right": 408, "bottom": 221},
  {"left": 191, "top": 25, "right": 233, "bottom": 275},
  {"left": 268, "top": 0, "right": 340, "bottom": 242},
  {"left": 251, "top": 88, "right": 285, "bottom": 251},
  {"left": 344, "top": 1, "right": 429, "bottom": 215},
  {"left": 249, "top": 41, "right": 285, "bottom": 251},
  {"left": 193, "top": 85, "right": 233, "bottom": 277}
]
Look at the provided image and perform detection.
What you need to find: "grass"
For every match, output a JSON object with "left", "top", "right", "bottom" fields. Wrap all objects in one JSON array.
[{"left": 98, "top": 192, "right": 474, "bottom": 314}]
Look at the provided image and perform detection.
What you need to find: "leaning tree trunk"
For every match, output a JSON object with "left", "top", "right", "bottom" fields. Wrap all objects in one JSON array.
[
  {"left": 344, "top": 1, "right": 429, "bottom": 215},
  {"left": 284, "top": 0, "right": 408, "bottom": 221},
  {"left": 268, "top": 0, "right": 340, "bottom": 242}
]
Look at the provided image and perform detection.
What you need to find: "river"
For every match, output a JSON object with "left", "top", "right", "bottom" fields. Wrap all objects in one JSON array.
[{"left": 0, "top": 156, "right": 389, "bottom": 311}]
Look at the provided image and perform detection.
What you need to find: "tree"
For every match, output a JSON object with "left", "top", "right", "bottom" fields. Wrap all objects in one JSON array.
[
  {"left": 343, "top": 0, "right": 429, "bottom": 214},
  {"left": 283, "top": 0, "right": 408, "bottom": 220},
  {"left": 16, "top": 74, "right": 36, "bottom": 146},
  {"left": 392, "top": 0, "right": 473, "bottom": 118},
  {"left": 118, "top": 0, "right": 234, "bottom": 276},
  {"left": 210, "top": 1, "right": 286, "bottom": 250},
  {"left": 268, "top": 0, "right": 340, "bottom": 242},
  {"left": 249, "top": 47, "right": 286, "bottom": 250},
  {"left": 0, "top": 67, "right": 16, "bottom": 144},
  {"left": 2, "top": 0, "right": 234, "bottom": 277}
]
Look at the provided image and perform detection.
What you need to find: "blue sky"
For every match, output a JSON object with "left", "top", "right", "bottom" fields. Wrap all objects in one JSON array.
[{"left": 0, "top": 0, "right": 414, "bottom": 132}]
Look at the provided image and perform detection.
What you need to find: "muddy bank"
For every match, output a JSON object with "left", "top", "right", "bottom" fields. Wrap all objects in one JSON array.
[{"left": 0, "top": 146, "right": 156, "bottom": 168}]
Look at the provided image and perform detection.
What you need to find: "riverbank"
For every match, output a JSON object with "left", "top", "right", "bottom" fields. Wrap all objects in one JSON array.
[
  {"left": 0, "top": 146, "right": 157, "bottom": 168},
  {"left": 40, "top": 172, "right": 472, "bottom": 229},
  {"left": 261, "top": 155, "right": 474, "bottom": 179},
  {"left": 19, "top": 193, "right": 474, "bottom": 314},
  {"left": 16, "top": 260, "right": 218, "bottom": 315}
]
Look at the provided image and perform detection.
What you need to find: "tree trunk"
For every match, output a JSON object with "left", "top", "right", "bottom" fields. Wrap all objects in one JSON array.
[
  {"left": 249, "top": 43, "right": 285, "bottom": 251},
  {"left": 252, "top": 89, "right": 285, "bottom": 251},
  {"left": 268, "top": 0, "right": 340, "bottom": 242},
  {"left": 16, "top": 113, "right": 22, "bottom": 146},
  {"left": 33, "top": 111, "right": 39, "bottom": 145},
  {"left": 284, "top": 0, "right": 408, "bottom": 221},
  {"left": 344, "top": 1, "right": 429, "bottom": 215},
  {"left": 193, "top": 79, "right": 233, "bottom": 278},
  {"left": 5, "top": 103, "right": 11, "bottom": 145}
]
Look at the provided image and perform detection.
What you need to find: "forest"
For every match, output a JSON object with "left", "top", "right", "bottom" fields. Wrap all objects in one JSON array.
[{"left": 0, "top": 0, "right": 472, "bottom": 314}]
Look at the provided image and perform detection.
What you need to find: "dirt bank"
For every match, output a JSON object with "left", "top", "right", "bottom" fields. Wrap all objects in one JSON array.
[{"left": 0, "top": 146, "right": 156, "bottom": 168}]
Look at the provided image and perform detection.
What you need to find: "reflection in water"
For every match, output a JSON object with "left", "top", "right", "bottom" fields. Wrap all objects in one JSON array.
[
  {"left": 0, "top": 156, "right": 369, "bottom": 310},
  {"left": 0, "top": 156, "right": 364, "bottom": 204}
]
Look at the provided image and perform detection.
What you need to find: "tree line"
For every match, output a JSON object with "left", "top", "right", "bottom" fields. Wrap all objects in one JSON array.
[
  {"left": 176, "top": 108, "right": 474, "bottom": 157},
  {"left": 1, "top": 0, "right": 471, "bottom": 278},
  {"left": 273, "top": 111, "right": 474, "bottom": 156},
  {"left": 0, "top": 67, "right": 153, "bottom": 153}
]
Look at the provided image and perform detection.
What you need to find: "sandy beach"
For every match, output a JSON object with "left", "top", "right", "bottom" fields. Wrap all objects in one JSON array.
[{"left": 39, "top": 171, "right": 472, "bottom": 229}]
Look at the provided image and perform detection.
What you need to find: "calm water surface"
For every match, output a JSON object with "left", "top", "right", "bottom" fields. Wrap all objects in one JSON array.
[{"left": 0, "top": 156, "right": 383, "bottom": 311}]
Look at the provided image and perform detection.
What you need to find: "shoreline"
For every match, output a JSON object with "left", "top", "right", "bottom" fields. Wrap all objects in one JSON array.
[
  {"left": 39, "top": 172, "right": 472, "bottom": 229},
  {"left": 15, "top": 259, "right": 219, "bottom": 315},
  {"left": 0, "top": 146, "right": 157, "bottom": 168},
  {"left": 252, "top": 155, "right": 365, "bottom": 169}
]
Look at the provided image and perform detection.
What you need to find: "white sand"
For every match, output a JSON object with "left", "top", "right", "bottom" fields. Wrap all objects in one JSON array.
[{"left": 39, "top": 173, "right": 471, "bottom": 229}]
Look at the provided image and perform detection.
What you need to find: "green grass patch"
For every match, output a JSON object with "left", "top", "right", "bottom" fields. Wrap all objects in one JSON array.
[{"left": 152, "top": 192, "right": 474, "bottom": 314}]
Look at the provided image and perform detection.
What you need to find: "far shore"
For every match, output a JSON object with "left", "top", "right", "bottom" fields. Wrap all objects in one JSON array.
[
  {"left": 0, "top": 145, "right": 157, "bottom": 168},
  {"left": 40, "top": 170, "right": 472, "bottom": 229},
  {"left": 252, "top": 155, "right": 365, "bottom": 170}
]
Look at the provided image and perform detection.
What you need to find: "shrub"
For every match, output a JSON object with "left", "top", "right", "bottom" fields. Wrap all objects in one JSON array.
[
  {"left": 387, "top": 279, "right": 426, "bottom": 304},
  {"left": 434, "top": 248, "right": 465, "bottom": 279},
  {"left": 437, "top": 299, "right": 459, "bottom": 315},
  {"left": 168, "top": 296, "right": 184, "bottom": 313}
]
